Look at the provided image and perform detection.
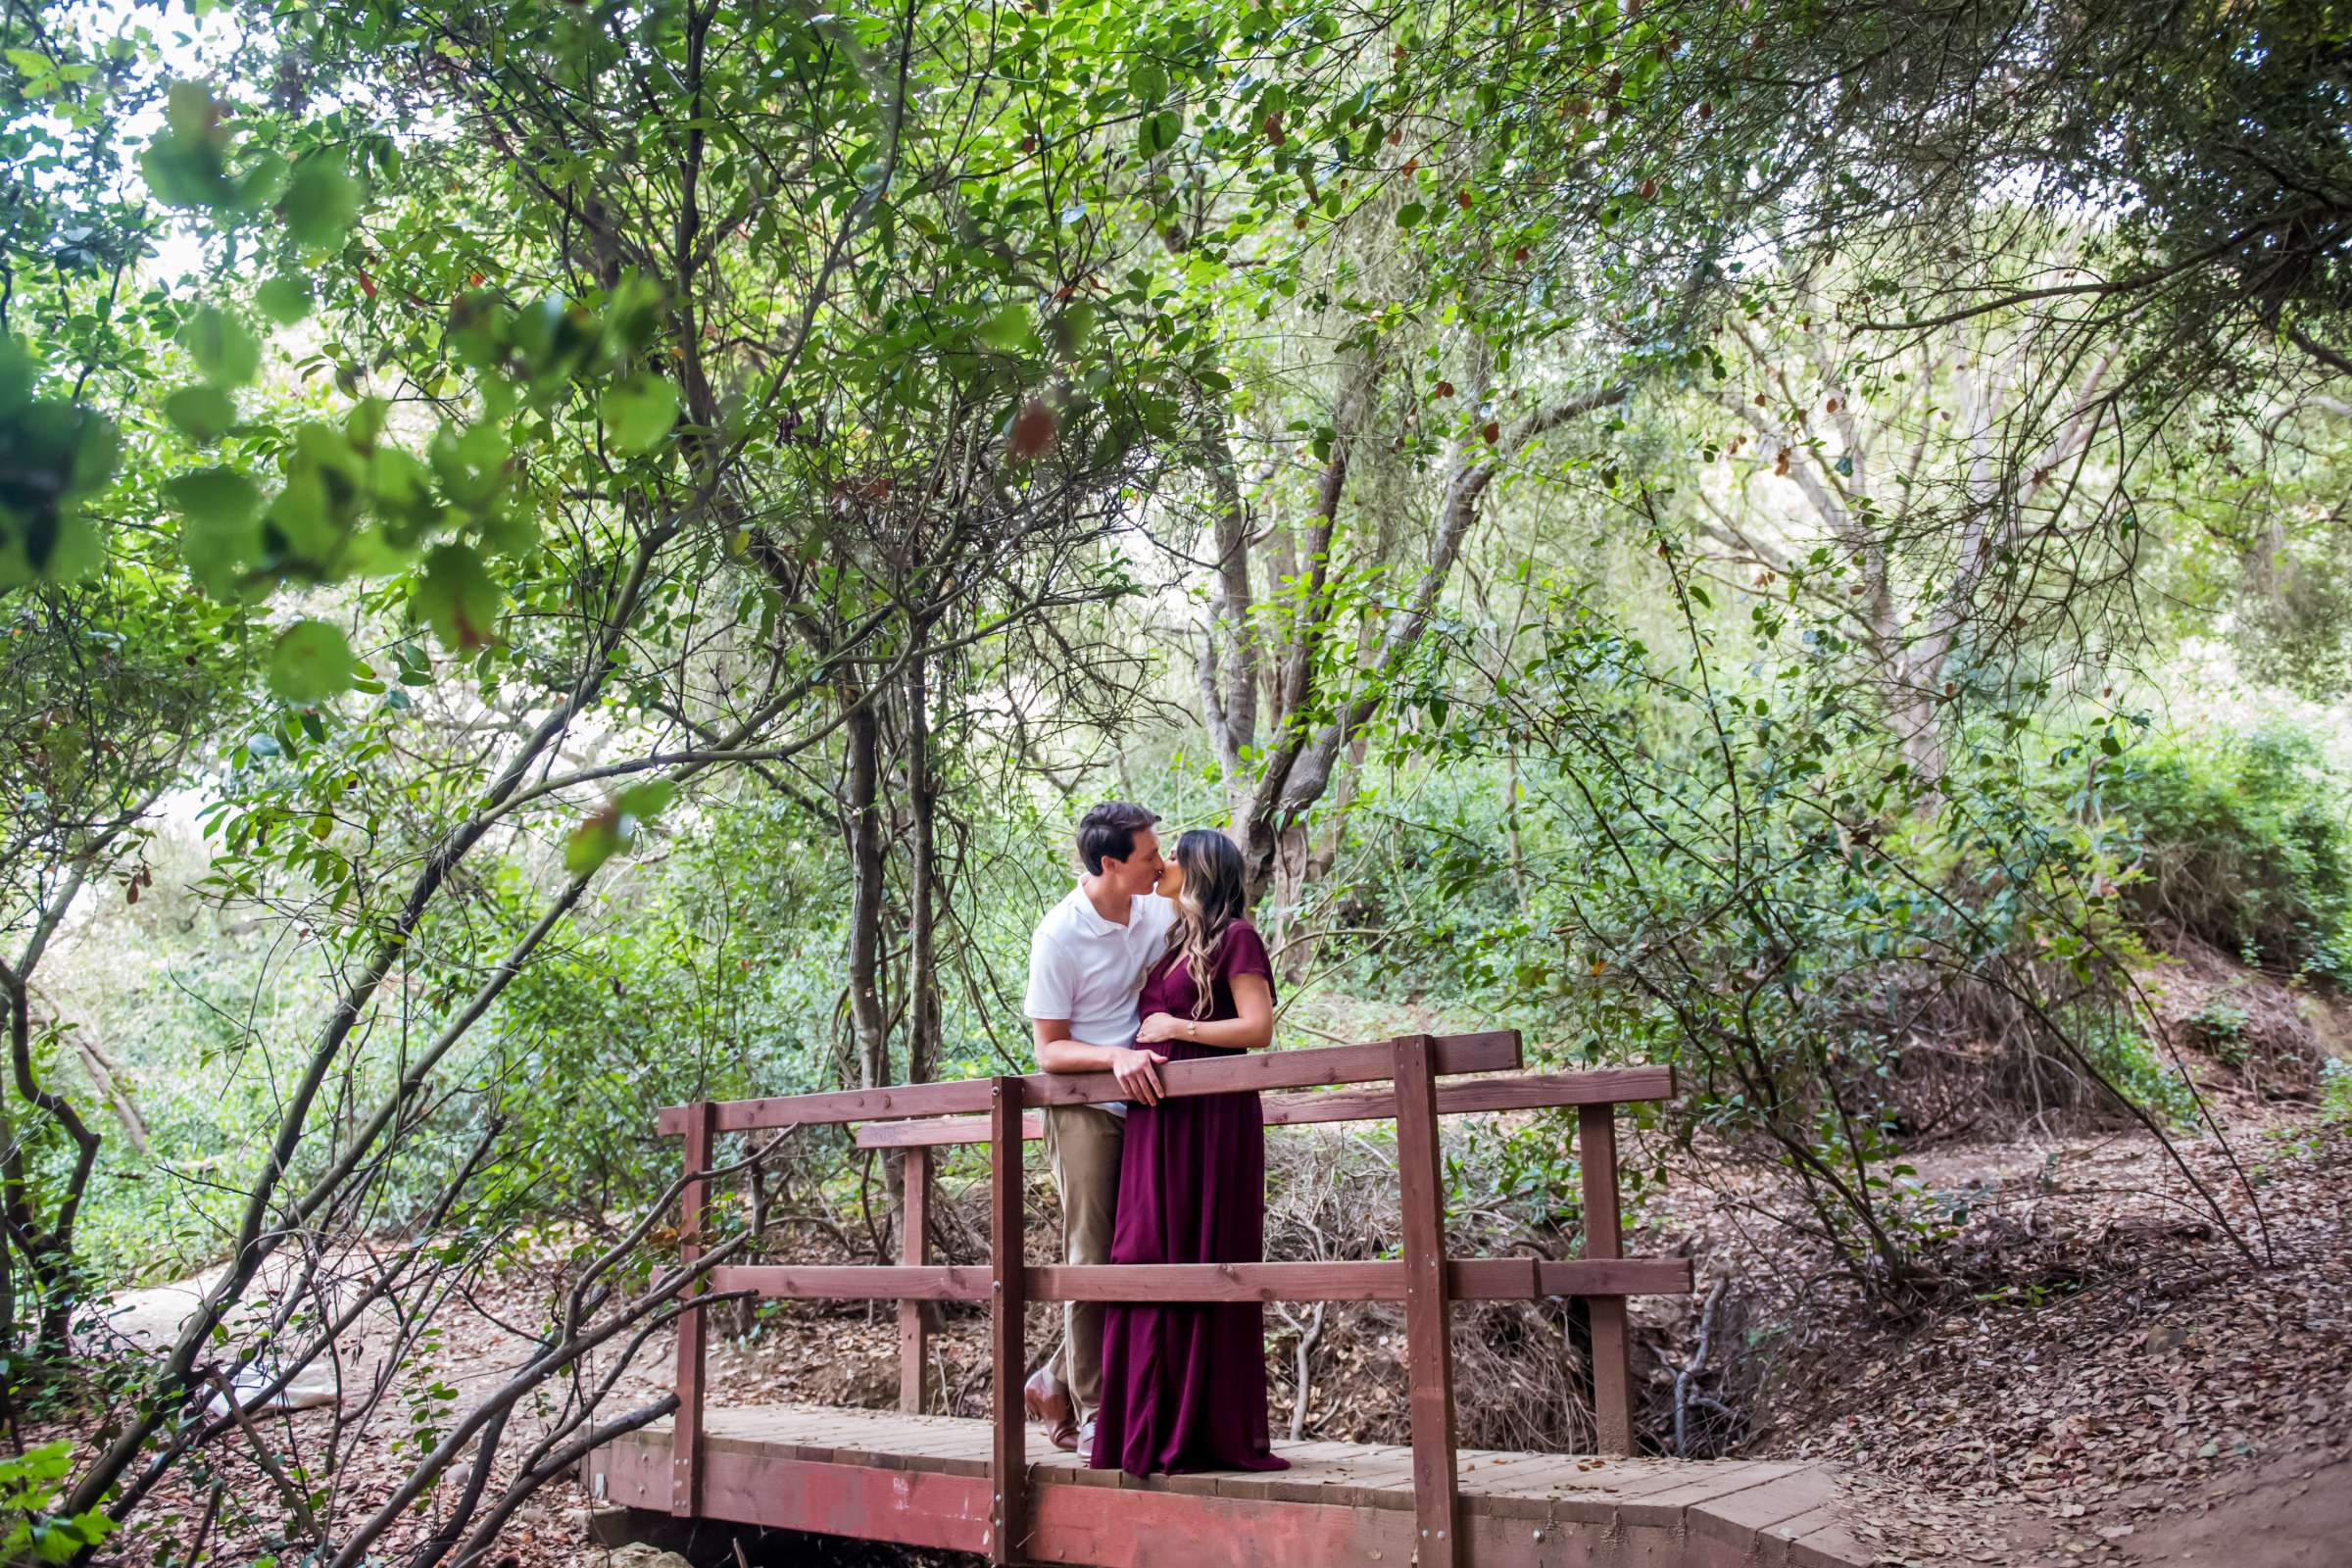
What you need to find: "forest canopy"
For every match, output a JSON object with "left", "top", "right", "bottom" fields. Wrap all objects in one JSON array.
[{"left": 2, "top": 0, "right": 2349, "bottom": 1560}]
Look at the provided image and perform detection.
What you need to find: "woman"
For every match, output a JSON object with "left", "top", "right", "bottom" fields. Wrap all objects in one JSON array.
[{"left": 1090, "top": 829, "right": 1290, "bottom": 1477}]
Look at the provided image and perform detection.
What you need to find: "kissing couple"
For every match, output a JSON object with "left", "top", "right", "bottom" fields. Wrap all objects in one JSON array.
[{"left": 1017, "top": 802, "right": 1291, "bottom": 1479}]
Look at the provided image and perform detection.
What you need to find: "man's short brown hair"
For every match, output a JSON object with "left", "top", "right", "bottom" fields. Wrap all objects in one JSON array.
[{"left": 1076, "top": 802, "right": 1160, "bottom": 874}]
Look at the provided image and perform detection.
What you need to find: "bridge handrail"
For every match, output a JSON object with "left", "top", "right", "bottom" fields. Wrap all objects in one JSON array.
[
  {"left": 654, "top": 1029, "right": 1528, "bottom": 1135},
  {"left": 851, "top": 1064, "right": 1674, "bottom": 1149},
  {"left": 657, "top": 1031, "right": 1680, "bottom": 1565}
]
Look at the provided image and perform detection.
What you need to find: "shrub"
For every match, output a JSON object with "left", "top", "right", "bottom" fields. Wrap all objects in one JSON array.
[
  {"left": 2323, "top": 1059, "right": 2352, "bottom": 1127},
  {"left": 0, "top": 1443, "right": 114, "bottom": 1566},
  {"left": 2103, "top": 727, "right": 2352, "bottom": 978}
]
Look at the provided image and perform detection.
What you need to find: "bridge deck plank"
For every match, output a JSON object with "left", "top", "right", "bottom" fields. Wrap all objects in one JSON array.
[{"left": 588, "top": 1402, "right": 1874, "bottom": 1565}]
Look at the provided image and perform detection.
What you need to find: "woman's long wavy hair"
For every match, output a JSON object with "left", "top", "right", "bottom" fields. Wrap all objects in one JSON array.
[{"left": 1168, "top": 829, "right": 1249, "bottom": 1019}]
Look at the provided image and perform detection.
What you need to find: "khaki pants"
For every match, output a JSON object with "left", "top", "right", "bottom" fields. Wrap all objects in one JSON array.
[{"left": 1041, "top": 1103, "right": 1122, "bottom": 1418}]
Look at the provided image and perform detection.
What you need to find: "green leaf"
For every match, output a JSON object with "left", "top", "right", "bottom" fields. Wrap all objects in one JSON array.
[
  {"left": 978, "top": 303, "right": 1037, "bottom": 353},
  {"left": 163, "top": 384, "right": 238, "bottom": 444},
  {"left": 283, "top": 155, "right": 361, "bottom": 249},
  {"left": 615, "top": 779, "right": 676, "bottom": 821},
  {"left": 269, "top": 619, "right": 356, "bottom": 704},
  {"left": 179, "top": 306, "right": 260, "bottom": 387},
  {"left": 139, "top": 81, "right": 233, "bottom": 209},
  {"left": 414, "top": 543, "right": 502, "bottom": 651},
  {"left": 1139, "top": 108, "right": 1182, "bottom": 156},
  {"left": 599, "top": 374, "right": 679, "bottom": 454},
  {"left": 1396, "top": 202, "right": 1426, "bottom": 229},
  {"left": 231, "top": 153, "right": 290, "bottom": 215},
  {"left": 564, "top": 808, "right": 624, "bottom": 876},
  {"left": 255, "top": 275, "right": 314, "bottom": 325},
  {"left": 166, "top": 466, "right": 263, "bottom": 528}
]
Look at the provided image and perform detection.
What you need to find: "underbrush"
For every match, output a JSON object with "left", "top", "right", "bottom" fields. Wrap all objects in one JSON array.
[
  {"left": 2101, "top": 724, "right": 2352, "bottom": 980},
  {"left": 2324, "top": 1058, "right": 2352, "bottom": 1124}
]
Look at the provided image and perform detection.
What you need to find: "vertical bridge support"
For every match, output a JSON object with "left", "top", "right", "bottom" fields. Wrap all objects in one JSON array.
[
  {"left": 670, "top": 1100, "right": 715, "bottom": 1518},
  {"left": 899, "top": 1143, "right": 932, "bottom": 1412},
  {"left": 988, "top": 1077, "right": 1026, "bottom": 1563},
  {"left": 1580, "top": 1102, "right": 1635, "bottom": 1456},
  {"left": 1393, "top": 1035, "right": 1459, "bottom": 1568}
]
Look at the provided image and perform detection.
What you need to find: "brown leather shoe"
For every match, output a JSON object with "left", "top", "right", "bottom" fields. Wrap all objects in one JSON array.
[{"left": 1023, "top": 1367, "right": 1078, "bottom": 1452}]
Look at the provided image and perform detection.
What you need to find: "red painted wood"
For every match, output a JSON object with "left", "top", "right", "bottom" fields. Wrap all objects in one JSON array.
[
  {"left": 707, "top": 1264, "right": 992, "bottom": 1300},
  {"left": 1023, "top": 1481, "right": 1416, "bottom": 1567},
  {"left": 1017, "top": 1030, "right": 1522, "bottom": 1108},
  {"left": 856, "top": 1109, "right": 1044, "bottom": 1150},
  {"left": 674, "top": 1031, "right": 1523, "bottom": 1135},
  {"left": 707, "top": 1254, "right": 1691, "bottom": 1305},
  {"left": 1578, "top": 1102, "right": 1635, "bottom": 1456},
  {"left": 1258, "top": 1064, "right": 1675, "bottom": 1126},
  {"left": 1393, "top": 1035, "right": 1460, "bottom": 1568},
  {"left": 1029, "top": 1261, "right": 1399, "bottom": 1301},
  {"left": 702, "top": 1256, "right": 1697, "bottom": 1312},
  {"left": 670, "top": 1101, "right": 714, "bottom": 1517},
  {"left": 900, "top": 1144, "right": 931, "bottom": 1413},
  {"left": 1529, "top": 1256, "right": 1694, "bottom": 1298},
  {"left": 658, "top": 1079, "right": 996, "bottom": 1135},
  {"left": 853, "top": 1063, "right": 1673, "bottom": 1151},
  {"left": 988, "top": 1077, "right": 1025, "bottom": 1564},
  {"left": 710, "top": 1454, "right": 993, "bottom": 1553},
  {"left": 612, "top": 1442, "right": 995, "bottom": 1553}
]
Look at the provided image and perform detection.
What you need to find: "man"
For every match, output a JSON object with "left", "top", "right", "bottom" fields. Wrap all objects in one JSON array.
[{"left": 1021, "top": 801, "right": 1175, "bottom": 1459}]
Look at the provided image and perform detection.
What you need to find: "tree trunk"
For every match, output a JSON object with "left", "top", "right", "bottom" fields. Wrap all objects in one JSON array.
[
  {"left": 843, "top": 687, "right": 891, "bottom": 1093},
  {"left": 905, "top": 659, "right": 942, "bottom": 1092}
]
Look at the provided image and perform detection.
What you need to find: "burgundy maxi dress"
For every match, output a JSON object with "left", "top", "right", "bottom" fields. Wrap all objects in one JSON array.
[{"left": 1091, "top": 921, "right": 1290, "bottom": 1477}]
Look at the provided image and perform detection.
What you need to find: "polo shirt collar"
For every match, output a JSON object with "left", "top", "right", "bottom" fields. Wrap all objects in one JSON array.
[{"left": 1063, "top": 881, "right": 1133, "bottom": 936}]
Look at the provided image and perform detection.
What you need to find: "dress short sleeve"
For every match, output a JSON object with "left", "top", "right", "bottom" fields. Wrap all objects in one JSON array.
[{"left": 1218, "top": 920, "right": 1275, "bottom": 997}]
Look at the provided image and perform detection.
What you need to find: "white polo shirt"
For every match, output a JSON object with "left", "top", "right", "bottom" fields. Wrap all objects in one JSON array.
[{"left": 1024, "top": 884, "right": 1177, "bottom": 1115}]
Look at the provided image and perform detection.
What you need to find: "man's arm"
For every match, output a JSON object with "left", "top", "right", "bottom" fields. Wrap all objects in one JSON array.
[{"left": 1031, "top": 1018, "right": 1169, "bottom": 1105}]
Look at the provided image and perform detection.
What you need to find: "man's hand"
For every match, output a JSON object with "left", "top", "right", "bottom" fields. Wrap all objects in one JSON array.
[{"left": 1109, "top": 1046, "right": 1168, "bottom": 1105}]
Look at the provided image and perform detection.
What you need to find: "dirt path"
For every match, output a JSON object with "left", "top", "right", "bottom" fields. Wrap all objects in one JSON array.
[{"left": 2116, "top": 1450, "right": 2352, "bottom": 1567}]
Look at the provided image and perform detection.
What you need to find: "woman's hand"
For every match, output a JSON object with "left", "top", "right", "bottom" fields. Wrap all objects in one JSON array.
[{"left": 1135, "top": 1011, "right": 1185, "bottom": 1045}]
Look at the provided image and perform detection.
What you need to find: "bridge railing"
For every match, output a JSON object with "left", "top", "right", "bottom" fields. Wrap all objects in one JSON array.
[{"left": 652, "top": 1031, "right": 1686, "bottom": 1567}]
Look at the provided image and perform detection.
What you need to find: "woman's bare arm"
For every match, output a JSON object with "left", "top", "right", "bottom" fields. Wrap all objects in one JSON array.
[{"left": 1136, "top": 973, "right": 1274, "bottom": 1051}]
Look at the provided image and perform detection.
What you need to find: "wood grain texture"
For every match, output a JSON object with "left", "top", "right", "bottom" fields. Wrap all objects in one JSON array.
[
  {"left": 852, "top": 1064, "right": 1673, "bottom": 1150},
  {"left": 668, "top": 1101, "right": 713, "bottom": 1518},
  {"left": 900, "top": 1144, "right": 930, "bottom": 1413},
  {"left": 706, "top": 1255, "right": 1690, "bottom": 1304},
  {"left": 1393, "top": 1035, "right": 1461, "bottom": 1568},
  {"left": 1577, "top": 1102, "right": 1635, "bottom": 1458},
  {"left": 708, "top": 1264, "right": 992, "bottom": 1300},
  {"left": 676, "top": 1030, "right": 1523, "bottom": 1134},
  {"left": 658, "top": 1079, "right": 997, "bottom": 1134},
  {"left": 586, "top": 1403, "right": 1876, "bottom": 1565},
  {"left": 988, "top": 1077, "right": 1025, "bottom": 1564},
  {"left": 1024, "top": 1482, "right": 1415, "bottom": 1567}
]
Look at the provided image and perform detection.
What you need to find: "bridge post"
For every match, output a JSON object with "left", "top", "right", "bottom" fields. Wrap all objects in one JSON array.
[
  {"left": 1578, "top": 1102, "right": 1635, "bottom": 1455},
  {"left": 987, "top": 1077, "right": 1026, "bottom": 1564},
  {"left": 1393, "top": 1035, "right": 1459, "bottom": 1568},
  {"left": 899, "top": 1144, "right": 932, "bottom": 1413},
  {"left": 670, "top": 1099, "right": 715, "bottom": 1517}
]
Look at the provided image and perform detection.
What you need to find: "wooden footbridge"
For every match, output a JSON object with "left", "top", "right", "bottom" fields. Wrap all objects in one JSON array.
[{"left": 587, "top": 1032, "right": 1878, "bottom": 1567}]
